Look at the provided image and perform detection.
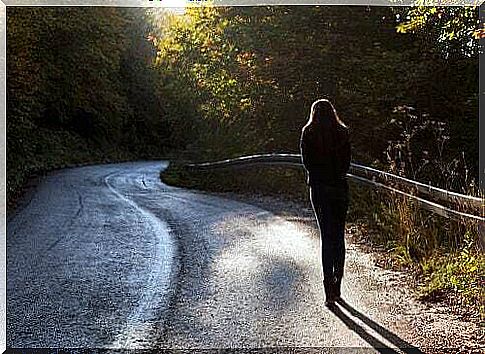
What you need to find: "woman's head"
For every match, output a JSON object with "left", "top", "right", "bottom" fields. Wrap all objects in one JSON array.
[{"left": 309, "top": 99, "right": 346, "bottom": 128}]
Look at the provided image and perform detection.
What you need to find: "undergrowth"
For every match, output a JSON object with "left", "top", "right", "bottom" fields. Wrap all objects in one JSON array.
[
  {"left": 419, "top": 233, "right": 483, "bottom": 316},
  {"left": 350, "top": 182, "right": 484, "bottom": 320},
  {"left": 7, "top": 126, "right": 169, "bottom": 212}
]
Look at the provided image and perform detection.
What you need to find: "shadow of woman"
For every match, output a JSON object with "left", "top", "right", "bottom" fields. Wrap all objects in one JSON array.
[{"left": 328, "top": 300, "right": 423, "bottom": 354}]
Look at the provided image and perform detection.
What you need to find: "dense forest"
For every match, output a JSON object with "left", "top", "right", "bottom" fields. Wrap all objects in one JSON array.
[
  {"left": 7, "top": 8, "right": 168, "bottom": 204},
  {"left": 7, "top": 6, "right": 480, "bottom": 203},
  {"left": 154, "top": 6, "right": 480, "bottom": 192}
]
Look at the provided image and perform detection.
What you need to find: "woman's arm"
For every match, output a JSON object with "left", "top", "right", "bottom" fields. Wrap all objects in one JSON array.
[
  {"left": 300, "top": 128, "right": 313, "bottom": 185},
  {"left": 300, "top": 129, "right": 311, "bottom": 170}
]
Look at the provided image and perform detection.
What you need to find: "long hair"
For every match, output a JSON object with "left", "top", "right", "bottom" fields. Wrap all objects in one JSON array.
[
  {"left": 304, "top": 99, "right": 348, "bottom": 155},
  {"left": 308, "top": 99, "right": 347, "bottom": 128}
]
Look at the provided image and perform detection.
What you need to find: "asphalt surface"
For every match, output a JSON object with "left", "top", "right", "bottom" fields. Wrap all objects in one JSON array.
[{"left": 7, "top": 161, "right": 474, "bottom": 352}]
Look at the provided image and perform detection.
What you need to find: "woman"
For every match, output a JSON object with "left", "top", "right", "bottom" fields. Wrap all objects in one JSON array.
[{"left": 300, "top": 99, "right": 351, "bottom": 306}]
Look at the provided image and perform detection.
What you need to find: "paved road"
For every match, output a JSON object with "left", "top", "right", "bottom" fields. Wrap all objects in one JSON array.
[{"left": 7, "top": 162, "right": 439, "bottom": 351}]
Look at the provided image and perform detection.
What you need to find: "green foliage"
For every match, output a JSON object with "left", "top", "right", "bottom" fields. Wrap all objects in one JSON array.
[
  {"left": 154, "top": 6, "right": 478, "bottom": 181},
  {"left": 420, "top": 231, "right": 484, "bottom": 318},
  {"left": 396, "top": 6, "right": 481, "bottom": 57},
  {"left": 7, "top": 7, "right": 170, "bottom": 204}
]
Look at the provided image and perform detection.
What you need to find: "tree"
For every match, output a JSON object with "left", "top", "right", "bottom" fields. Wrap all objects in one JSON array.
[
  {"left": 7, "top": 7, "right": 169, "bottom": 201},
  {"left": 153, "top": 5, "right": 479, "bottom": 183},
  {"left": 396, "top": 6, "right": 482, "bottom": 58}
]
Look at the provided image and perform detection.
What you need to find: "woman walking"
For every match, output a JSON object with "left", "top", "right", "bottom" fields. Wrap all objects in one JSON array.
[{"left": 300, "top": 99, "right": 351, "bottom": 306}]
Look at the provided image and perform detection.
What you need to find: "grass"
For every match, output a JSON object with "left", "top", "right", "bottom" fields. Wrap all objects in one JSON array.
[
  {"left": 345, "top": 177, "right": 484, "bottom": 320},
  {"left": 161, "top": 161, "right": 485, "bottom": 319},
  {"left": 417, "top": 232, "right": 484, "bottom": 318}
]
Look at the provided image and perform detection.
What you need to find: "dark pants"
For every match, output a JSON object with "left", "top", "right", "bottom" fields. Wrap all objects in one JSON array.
[{"left": 310, "top": 182, "right": 349, "bottom": 284}]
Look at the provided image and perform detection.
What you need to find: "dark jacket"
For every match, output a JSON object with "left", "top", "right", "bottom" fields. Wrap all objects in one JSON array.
[{"left": 300, "top": 123, "right": 351, "bottom": 187}]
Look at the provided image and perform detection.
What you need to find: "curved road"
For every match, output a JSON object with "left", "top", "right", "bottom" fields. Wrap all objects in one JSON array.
[{"left": 7, "top": 162, "right": 474, "bottom": 351}]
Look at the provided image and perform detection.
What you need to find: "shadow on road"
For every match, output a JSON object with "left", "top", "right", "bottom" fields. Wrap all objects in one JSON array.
[{"left": 329, "top": 300, "right": 423, "bottom": 354}]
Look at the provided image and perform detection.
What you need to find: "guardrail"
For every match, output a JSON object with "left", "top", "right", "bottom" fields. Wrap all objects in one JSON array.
[{"left": 185, "top": 153, "right": 484, "bottom": 223}]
